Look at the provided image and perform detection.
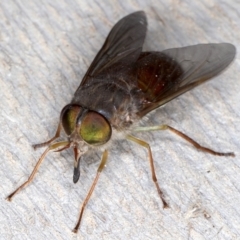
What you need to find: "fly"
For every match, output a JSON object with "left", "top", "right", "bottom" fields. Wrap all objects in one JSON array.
[{"left": 6, "top": 11, "right": 236, "bottom": 233}]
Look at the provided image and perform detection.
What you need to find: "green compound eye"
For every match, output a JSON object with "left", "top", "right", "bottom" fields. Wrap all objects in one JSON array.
[
  {"left": 61, "top": 105, "right": 82, "bottom": 135},
  {"left": 80, "top": 111, "right": 111, "bottom": 145}
]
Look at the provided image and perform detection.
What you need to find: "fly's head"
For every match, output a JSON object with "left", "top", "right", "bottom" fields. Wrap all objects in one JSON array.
[{"left": 60, "top": 104, "right": 112, "bottom": 183}]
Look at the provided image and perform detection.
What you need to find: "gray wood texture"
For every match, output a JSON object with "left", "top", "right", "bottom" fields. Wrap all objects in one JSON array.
[{"left": 1, "top": 1, "right": 240, "bottom": 239}]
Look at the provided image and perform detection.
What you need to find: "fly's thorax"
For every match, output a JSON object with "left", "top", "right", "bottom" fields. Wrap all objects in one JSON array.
[
  {"left": 72, "top": 80, "right": 145, "bottom": 131},
  {"left": 60, "top": 104, "right": 112, "bottom": 151},
  {"left": 109, "top": 87, "right": 146, "bottom": 130},
  {"left": 110, "top": 108, "right": 140, "bottom": 131}
]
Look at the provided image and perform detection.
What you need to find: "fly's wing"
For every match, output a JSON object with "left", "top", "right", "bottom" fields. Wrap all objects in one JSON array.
[
  {"left": 78, "top": 11, "right": 147, "bottom": 88},
  {"left": 136, "top": 43, "right": 236, "bottom": 117}
]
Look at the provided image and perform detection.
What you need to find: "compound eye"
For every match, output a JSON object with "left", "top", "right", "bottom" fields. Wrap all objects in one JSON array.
[
  {"left": 61, "top": 105, "right": 82, "bottom": 135},
  {"left": 80, "top": 111, "right": 111, "bottom": 145}
]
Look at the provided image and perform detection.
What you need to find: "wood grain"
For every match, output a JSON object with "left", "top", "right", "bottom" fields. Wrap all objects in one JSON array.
[{"left": 1, "top": 1, "right": 240, "bottom": 239}]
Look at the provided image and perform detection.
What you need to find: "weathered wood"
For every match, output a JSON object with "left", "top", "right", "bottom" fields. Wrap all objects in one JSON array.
[{"left": 1, "top": 1, "right": 239, "bottom": 239}]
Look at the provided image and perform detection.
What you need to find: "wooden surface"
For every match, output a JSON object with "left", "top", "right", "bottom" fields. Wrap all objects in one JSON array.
[{"left": 1, "top": 1, "right": 240, "bottom": 239}]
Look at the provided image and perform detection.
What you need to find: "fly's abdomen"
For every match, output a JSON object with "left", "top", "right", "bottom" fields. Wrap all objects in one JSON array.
[{"left": 136, "top": 52, "right": 183, "bottom": 103}]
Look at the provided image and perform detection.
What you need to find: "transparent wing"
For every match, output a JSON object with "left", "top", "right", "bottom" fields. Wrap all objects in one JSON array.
[
  {"left": 136, "top": 43, "right": 236, "bottom": 117},
  {"left": 79, "top": 11, "right": 147, "bottom": 87}
]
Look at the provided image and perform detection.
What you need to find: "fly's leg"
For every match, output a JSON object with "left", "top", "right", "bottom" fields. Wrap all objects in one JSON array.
[
  {"left": 6, "top": 141, "right": 70, "bottom": 201},
  {"left": 32, "top": 122, "right": 62, "bottom": 149},
  {"left": 127, "top": 135, "right": 169, "bottom": 208},
  {"left": 134, "top": 125, "right": 235, "bottom": 157},
  {"left": 73, "top": 150, "right": 108, "bottom": 233}
]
